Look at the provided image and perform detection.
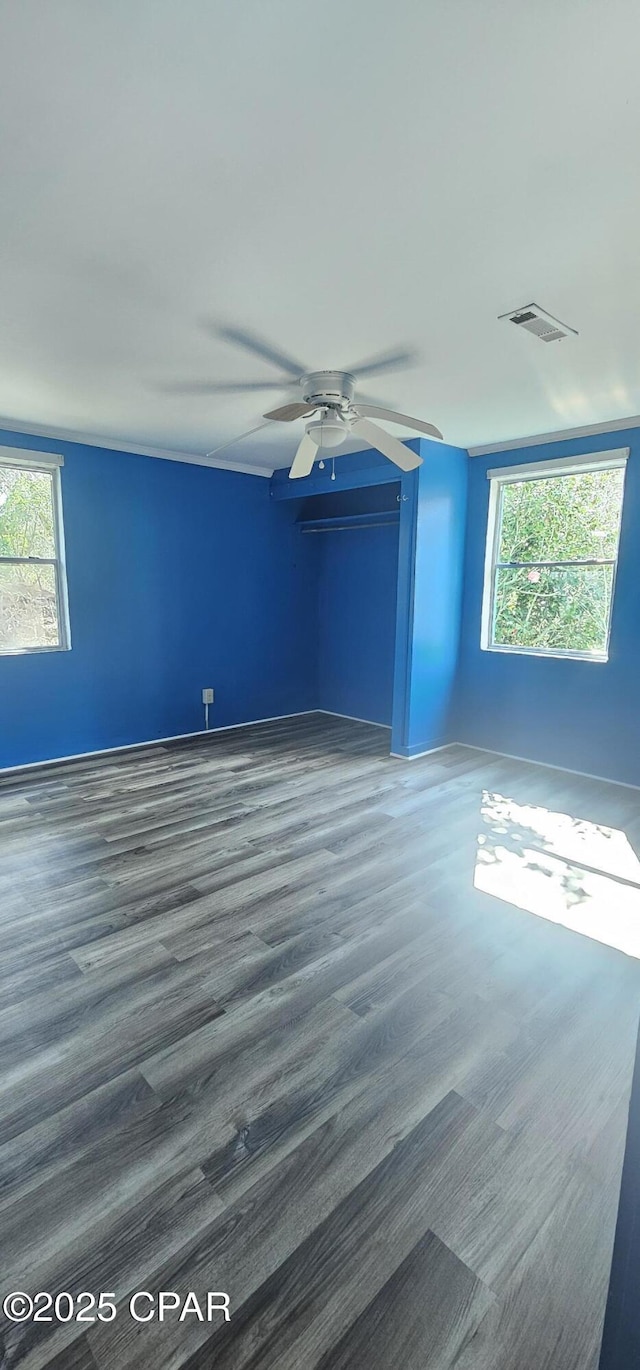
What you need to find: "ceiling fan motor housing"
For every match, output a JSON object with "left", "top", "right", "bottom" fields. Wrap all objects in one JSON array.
[{"left": 301, "top": 371, "right": 356, "bottom": 408}]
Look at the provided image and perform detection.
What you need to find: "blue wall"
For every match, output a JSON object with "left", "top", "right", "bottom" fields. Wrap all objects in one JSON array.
[
  {"left": 316, "top": 521, "right": 400, "bottom": 726},
  {"left": 14, "top": 419, "right": 634, "bottom": 784},
  {"left": 0, "top": 430, "right": 316, "bottom": 768},
  {"left": 397, "top": 438, "right": 469, "bottom": 756},
  {"left": 454, "top": 428, "right": 640, "bottom": 788}
]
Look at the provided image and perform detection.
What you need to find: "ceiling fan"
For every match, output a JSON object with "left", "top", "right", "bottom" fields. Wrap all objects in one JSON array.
[{"left": 163, "top": 325, "right": 443, "bottom": 478}]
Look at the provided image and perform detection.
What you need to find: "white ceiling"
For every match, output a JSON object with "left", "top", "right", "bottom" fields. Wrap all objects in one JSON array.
[{"left": 2, "top": 0, "right": 640, "bottom": 473}]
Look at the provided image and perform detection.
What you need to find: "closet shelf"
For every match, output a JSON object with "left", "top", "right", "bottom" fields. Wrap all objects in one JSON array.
[{"left": 297, "top": 510, "right": 400, "bottom": 534}]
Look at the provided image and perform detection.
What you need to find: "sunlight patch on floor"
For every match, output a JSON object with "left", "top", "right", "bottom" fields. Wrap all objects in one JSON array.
[{"left": 475, "top": 791, "right": 640, "bottom": 958}]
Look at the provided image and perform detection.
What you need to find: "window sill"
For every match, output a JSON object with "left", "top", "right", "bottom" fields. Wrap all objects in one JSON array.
[
  {"left": 481, "top": 644, "right": 608, "bottom": 664},
  {"left": 0, "top": 644, "right": 71, "bottom": 657}
]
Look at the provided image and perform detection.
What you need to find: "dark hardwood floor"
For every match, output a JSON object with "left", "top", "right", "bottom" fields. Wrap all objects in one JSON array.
[{"left": 1, "top": 712, "right": 640, "bottom": 1370}]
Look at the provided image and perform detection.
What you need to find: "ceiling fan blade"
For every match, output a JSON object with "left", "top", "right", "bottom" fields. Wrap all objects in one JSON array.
[
  {"left": 354, "top": 404, "right": 443, "bottom": 441},
  {"left": 213, "top": 324, "right": 307, "bottom": 378},
  {"left": 289, "top": 431, "right": 319, "bottom": 479},
  {"left": 161, "top": 380, "right": 288, "bottom": 395},
  {"left": 350, "top": 417, "right": 422, "bottom": 472},
  {"left": 345, "top": 347, "right": 418, "bottom": 380},
  {"left": 206, "top": 422, "right": 272, "bottom": 458},
  {"left": 264, "top": 402, "right": 318, "bottom": 422}
]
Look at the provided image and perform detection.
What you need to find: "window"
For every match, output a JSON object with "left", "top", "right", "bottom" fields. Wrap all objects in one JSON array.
[
  {"left": 481, "top": 449, "right": 627, "bottom": 661},
  {"left": 0, "top": 449, "right": 70, "bottom": 654}
]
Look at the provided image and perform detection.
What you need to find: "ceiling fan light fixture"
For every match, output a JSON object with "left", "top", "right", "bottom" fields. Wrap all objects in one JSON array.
[
  {"left": 191, "top": 330, "right": 439, "bottom": 474},
  {"left": 306, "top": 414, "right": 349, "bottom": 449}
]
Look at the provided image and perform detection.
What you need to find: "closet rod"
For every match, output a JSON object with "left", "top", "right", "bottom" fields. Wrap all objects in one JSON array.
[{"left": 300, "top": 519, "right": 399, "bottom": 533}]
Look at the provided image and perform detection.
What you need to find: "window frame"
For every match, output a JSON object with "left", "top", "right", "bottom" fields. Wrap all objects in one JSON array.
[
  {"left": 480, "top": 448, "right": 628, "bottom": 663},
  {"left": 0, "top": 447, "right": 71, "bottom": 656}
]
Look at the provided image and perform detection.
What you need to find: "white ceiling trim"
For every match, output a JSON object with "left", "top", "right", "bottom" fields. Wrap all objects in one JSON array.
[
  {"left": 0, "top": 415, "right": 274, "bottom": 477},
  {"left": 469, "top": 413, "right": 640, "bottom": 457},
  {"left": 3, "top": 410, "right": 639, "bottom": 475}
]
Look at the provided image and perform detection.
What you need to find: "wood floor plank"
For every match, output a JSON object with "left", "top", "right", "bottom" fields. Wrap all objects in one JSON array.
[
  {"left": 0, "top": 962, "right": 225, "bottom": 1143},
  {"left": 314, "top": 1230, "right": 494, "bottom": 1370},
  {"left": 0, "top": 1068, "right": 159, "bottom": 1212},
  {"left": 42, "top": 1338, "right": 99, "bottom": 1370},
  {"left": 2, "top": 1166, "right": 224, "bottom": 1370},
  {"left": 173, "top": 1094, "right": 494, "bottom": 1370},
  {"left": 86, "top": 1091, "right": 486, "bottom": 1370},
  {"left": 0, "top": 713, "right": 638, "bottom": 1370},
  {"left": 452, "top": 1155, "right": 620, "bottom": 1370},
  {"left": 138, "top": 905, "right": 446, "bottom": 1102}
]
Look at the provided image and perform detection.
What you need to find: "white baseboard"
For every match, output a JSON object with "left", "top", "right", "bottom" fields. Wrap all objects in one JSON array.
[
  {"left": 2, "top": 712, "right": 636, "bottom": 795},
  {"left": 389, "top": 735, "right": 640, "bottom": 789},
  {"left": 457, "top": 740, "right": 640, "bottom": 793},
  {"left": 389, "top": 743, "right": 452, "bottom": 761},
  {"left": 316, "top": 709, "right": 391, "bottom": 730},
  {"left": 0, "top": 710, "right": 318, "bottom": 778}
]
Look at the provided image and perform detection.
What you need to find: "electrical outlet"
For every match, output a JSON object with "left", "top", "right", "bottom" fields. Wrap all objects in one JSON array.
[{"left": 202, "top": 688, "right": 214, "bottom": 705}]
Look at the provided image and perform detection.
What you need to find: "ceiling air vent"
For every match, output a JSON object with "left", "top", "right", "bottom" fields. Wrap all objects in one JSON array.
[{"left": 499, "top": 303, "right": 578, "bottom": 342}]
